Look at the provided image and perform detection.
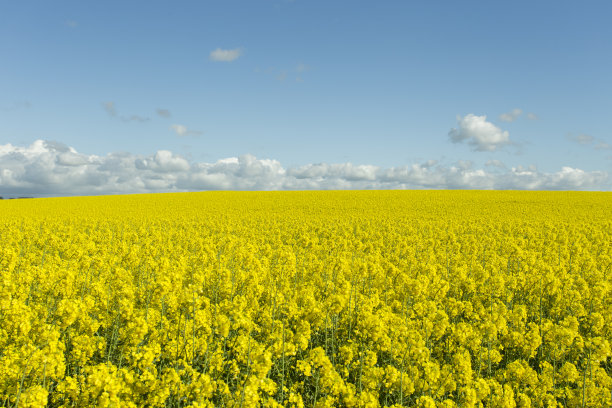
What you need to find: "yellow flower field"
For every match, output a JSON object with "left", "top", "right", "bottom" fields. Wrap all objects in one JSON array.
[{"left": 0, "top": 191, "right": 611, "bottom": 407}]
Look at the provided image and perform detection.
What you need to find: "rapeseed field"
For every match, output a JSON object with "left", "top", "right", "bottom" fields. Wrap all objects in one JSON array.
[{"left": 0, "top": 191, "right": 610, "bottom": 407}]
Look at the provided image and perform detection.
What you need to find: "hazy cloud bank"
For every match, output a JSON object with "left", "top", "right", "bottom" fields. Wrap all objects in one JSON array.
[{"left": 0, "top": 140, "right": 608, "bottom": 197}]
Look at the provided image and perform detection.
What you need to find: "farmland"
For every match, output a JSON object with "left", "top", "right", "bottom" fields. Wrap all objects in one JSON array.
[{"left": 0, "top": 191, "right": 611, "bottom": 407}]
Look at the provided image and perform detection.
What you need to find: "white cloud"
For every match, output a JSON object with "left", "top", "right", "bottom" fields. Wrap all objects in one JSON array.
[
  {"left": 526, "top": 112, "right": 538, "bottom": 120},
  {"left": 170, "top": 124, "right": 203, "bottom": 137},
  {"left": 135, "top": 150, "right": 190, "bottom": 172},
  {"left": 449, "top": 114, "right": 511, "bottom": 151},
  {"left": 499, "top": 108, "right": 523, "bottom": 122},
  {"left": 209, "top": 48, "right": 243, "bottom": 62},
  {"left": 0, "top": 140, "right": 608, "bottom": 197},
  {"left": 171, "top": 124, "right": 188, "bottom": 136}
]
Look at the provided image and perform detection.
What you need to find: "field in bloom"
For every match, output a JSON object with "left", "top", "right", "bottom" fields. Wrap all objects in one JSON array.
[{"left": 0, "top": 191, "right": 611, "bottom": 408}]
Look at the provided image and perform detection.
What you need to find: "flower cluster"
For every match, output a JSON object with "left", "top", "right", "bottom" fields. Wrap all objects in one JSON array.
[{"left": 0, "top": 191, "right": 610, "bottom": 407}]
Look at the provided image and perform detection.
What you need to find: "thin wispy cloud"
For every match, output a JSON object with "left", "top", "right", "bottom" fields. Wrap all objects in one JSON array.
[
  {"left": 170, "top": 124, "right": 203, "bottom": 137},
  {"left": 567, "top": 134, "right": 595, "bottom": 145},
  {"left": 499, "top": 108, "right": 523, "bottom": 122},
  {"left": 0, "top": 140, "right": 607, "bottom": 197},
  {"left": 257, "top": 62, "right": 311, "bottom": 82},
  {"left": 295, "top": 63, "right": 310, "bottom": 82},
  {"left": 209, "top": 48, "right": 243, "bottom": 62},
  {"left": 123, "top": 115, "right": 149, "bottom": 123},
  {"left": 485, "top": 159, "right": 506, "bottom": 169},
  {"left": 526, "top": 112, "right": 538, "bottom": 120},
  {"left": 103, "top": 102, "right": 117, "bottom": 117},
  {"left": 1, "top": 101, "right": 31, "bottom": 111},
  {"left": 567, "top": 133, "right": 611, "bottom": 151},
  {"left": 102, "top": 102, "right": 150, "bottom": 123},
  {"left": 156, "top": 109, "right": 172, "bottom": 118},
  {"left": 449, "top": 114, "right": 511, "bottom": 152}
]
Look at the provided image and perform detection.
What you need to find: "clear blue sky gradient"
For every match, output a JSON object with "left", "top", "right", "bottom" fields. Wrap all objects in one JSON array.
[{"left": 1, "top": 0, "right": 611, "bottom": 173}]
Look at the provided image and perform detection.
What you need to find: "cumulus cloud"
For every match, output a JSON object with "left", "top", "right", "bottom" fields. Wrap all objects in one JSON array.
[
  {"left": 449, "top": 114, "right": 511, "bottom": 151},
  {"left": 499, "top": 108, "right": 523, "bottom": 122},
  {"left": 135, "top": 151, "right": 190, "bottom": 172},
  {"left": 0, "top": 140, "right": 608, "bottom": 197},
  {"left": 209, "top": 48, "right": 243, "bottom": 62},
  {"left": 170, "top": 124, "right": 203, "bottom": 137}
]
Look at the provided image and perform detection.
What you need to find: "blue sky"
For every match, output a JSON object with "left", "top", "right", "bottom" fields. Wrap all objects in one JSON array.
[{"left": 1, "top": 0, "right": 611, "bottom": 195}]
